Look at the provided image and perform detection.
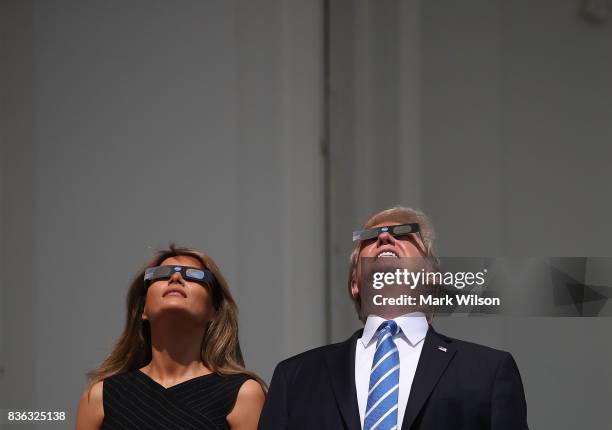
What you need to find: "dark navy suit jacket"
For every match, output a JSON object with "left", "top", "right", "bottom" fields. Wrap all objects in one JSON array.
[{"left": 258, "top": 325, "right": 528, "bottom": 430}]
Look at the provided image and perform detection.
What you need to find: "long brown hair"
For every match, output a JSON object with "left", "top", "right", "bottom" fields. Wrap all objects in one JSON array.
[{"left": 87, "top": 245, "right": 266, "bottom": 394}]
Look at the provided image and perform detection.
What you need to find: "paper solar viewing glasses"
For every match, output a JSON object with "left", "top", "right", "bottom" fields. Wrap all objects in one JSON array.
[
  {"left": 144, "top": 265, "right": 216, "bottom": 290},
  {"left": 352, "top": 222, "right": 424, "bottom": 244}
]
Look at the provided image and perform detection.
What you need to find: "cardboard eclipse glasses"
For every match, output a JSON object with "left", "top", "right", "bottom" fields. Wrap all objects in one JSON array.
[
  {"left": 144, "top": 265, "right": 216, "bottom": 290},
  {"left": 352, "top": 222, "right": 423, "bottom": 243}
]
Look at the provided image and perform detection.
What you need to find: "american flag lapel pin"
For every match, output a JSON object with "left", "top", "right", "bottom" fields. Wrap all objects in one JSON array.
[{"left": 438, "top": 346, "right": 447, "bottom": 352}]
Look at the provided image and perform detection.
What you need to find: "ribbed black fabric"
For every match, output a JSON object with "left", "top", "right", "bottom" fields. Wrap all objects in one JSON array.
[{"left": 101, "top": 369, "right": 251, "bottom": 429}]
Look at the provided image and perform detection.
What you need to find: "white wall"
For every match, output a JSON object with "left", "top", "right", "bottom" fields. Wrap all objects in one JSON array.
[
  {"left": 421, "top": 2, "right": 612, "bottom": 427},
  {"left": 0, "top": 0, "right": 323, "bottom": 427},
  {"left": 329, "top": 0, "right": 612, "bottom": 428}
]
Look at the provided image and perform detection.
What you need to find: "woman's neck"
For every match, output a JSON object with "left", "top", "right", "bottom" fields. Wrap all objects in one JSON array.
[{"left": 143, "top": 318, "right": 212, "bottom": 384}]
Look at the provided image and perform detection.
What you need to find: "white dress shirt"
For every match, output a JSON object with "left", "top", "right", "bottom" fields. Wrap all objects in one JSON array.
[{"left": 355, "top": 313, "right": 429, "bottom": 429}]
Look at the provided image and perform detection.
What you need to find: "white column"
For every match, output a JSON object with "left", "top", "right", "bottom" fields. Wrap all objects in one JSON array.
[
  {"left": 234, "top": 0, "right": 325, "bottom": 377},
  {"left": 328, "top": 0, "right": 424, "bottom": 341},
  {"left": 0, "top": 0, "right": 37, "bottom": 414}
]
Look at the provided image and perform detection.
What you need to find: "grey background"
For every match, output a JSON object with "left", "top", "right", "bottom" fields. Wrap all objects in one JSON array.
[{"left": 1, "top": 0, "right": 611, "bottom": 428}]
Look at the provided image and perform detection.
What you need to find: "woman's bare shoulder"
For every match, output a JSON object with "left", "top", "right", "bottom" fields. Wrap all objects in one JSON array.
[
  {"left": 226, "top": 379, "right": 265, "bottom": 429},
  {"left": 76, "top": 380, "right": 104, "bottom": 429}
]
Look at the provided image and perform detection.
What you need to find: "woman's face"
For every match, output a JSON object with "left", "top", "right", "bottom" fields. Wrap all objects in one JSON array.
[{"left": 142, "top": 255, "right": 217, "bottom": 326}]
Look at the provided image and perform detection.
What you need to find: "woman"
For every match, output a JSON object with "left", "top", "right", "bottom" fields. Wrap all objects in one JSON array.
[{"left": 76, "top": 245, "right": 266, "bottom": 429}]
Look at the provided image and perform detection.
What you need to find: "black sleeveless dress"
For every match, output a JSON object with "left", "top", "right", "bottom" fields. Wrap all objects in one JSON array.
[{"left": 101, "top": 369, "right": 252, "bottom": 429}]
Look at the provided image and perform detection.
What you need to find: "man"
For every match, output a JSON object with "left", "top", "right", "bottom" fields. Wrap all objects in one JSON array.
[{"left": 258, "top": 206, "right": 528, "bottom": 430}]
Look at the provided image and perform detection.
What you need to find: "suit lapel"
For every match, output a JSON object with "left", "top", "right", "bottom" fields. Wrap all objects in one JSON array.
[
  {"left": 324, "top": 330, "right": 362, "bottom": 430},
  {"left": 401, "top": 325, "right": 457, "bottom": 430}
]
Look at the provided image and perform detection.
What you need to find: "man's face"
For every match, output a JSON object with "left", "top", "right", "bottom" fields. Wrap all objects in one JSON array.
[{"left": 351, "top": 221, "right": 427, "bottom": 300}]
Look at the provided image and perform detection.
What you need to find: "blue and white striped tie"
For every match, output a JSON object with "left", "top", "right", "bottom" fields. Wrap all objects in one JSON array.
[{"left": 364, "top": 320, "right": 400, "bottom": 430}]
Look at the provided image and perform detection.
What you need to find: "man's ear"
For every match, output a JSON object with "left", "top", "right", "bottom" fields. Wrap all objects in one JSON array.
[{"left": 350, "top": 277, "right": 360, "bottom": 300}]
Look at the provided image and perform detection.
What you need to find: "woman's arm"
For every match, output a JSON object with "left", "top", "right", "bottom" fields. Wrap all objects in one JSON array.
[
  {"left": 75, "top": 381, "right": 104, "bottom": 430},
  {"left": 226, "top": 379, "right": 266, "bottom": 430}
]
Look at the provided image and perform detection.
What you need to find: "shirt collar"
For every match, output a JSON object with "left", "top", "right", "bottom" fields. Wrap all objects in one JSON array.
[{"left": 360, "top": 312, "right": 429, "bottom": 348}]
